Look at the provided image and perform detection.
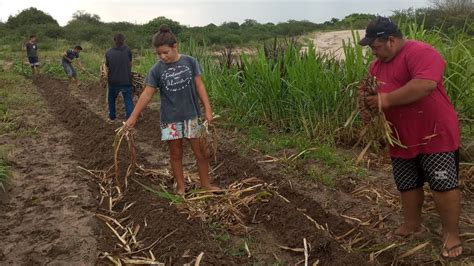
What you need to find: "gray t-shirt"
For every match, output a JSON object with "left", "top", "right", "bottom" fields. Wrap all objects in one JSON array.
[{"left": 145, "top": 55, "right": 202, "bottom": 123}]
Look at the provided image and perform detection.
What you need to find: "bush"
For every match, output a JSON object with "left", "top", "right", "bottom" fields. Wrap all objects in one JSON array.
[
  {"left": 6, "top": 7, "right": 59, "bottom": 29},
  {"left": 141, "top": 17, "right": 183, "bottom": 36}
]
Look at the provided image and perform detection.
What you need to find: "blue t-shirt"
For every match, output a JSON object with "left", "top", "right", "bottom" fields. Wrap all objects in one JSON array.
[
  {"left": 62, "top": 49, "right": 79, "bottom": 64},
  {"left": 144, "top": 55, "right": 202, "bottom": 123},
  {"left": 105, "top": 45, "right": 132, "bottom": 86}
]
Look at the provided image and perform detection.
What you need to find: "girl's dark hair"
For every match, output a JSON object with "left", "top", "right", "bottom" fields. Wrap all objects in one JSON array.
[{"left": 152, "top": 24, "right": 177, "bottom": 48}]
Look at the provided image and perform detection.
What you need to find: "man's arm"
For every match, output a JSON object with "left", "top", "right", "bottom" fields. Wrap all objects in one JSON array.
[
  {"left": 63, "top": 52, "right": 73, "bottom": 63},
  {"left": 75, "top": 59, "right": 85, "bottom": 70},
  {"left": 366, "top": 79, "right": 437, "bottom": 110}
]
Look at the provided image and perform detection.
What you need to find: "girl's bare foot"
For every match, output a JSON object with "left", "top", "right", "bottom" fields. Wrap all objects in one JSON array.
[
  {"left": 176, "top": 187, "right": 185, "bottom": 196},
  {"left": 386, "top": 224, "right": 424, "bottom": 240}
]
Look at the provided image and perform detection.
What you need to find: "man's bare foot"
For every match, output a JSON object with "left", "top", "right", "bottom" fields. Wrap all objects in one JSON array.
[
  {"left": 442, "top": 235, "right": 463, "bottom": 258},
  {"left": 386, "top": 224, "right": 424, "bottom": 240},
  {"left": 201, "top": 185, "right": 222, "bottom": 193}
]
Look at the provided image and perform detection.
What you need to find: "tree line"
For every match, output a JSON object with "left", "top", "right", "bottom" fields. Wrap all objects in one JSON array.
[{"left": 0, "top": 2, "right": 472, "bottom": 50}]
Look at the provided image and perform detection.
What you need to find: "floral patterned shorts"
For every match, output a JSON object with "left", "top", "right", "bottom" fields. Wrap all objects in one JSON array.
[{"left": 161, "top": 118, "right": 203, "bottom": 141}]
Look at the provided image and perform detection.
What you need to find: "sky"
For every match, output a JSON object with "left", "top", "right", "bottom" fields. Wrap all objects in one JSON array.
[{"left": 0, "top": 0, "right": 432, "bottom": 27}]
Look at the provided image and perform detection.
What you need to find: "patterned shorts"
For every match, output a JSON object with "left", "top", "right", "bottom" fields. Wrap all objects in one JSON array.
[
  {"left": 391, "top": 150, "right": 459, "bottom": 192},
  {"left": 161, "top": 118, "right": 203, "bottom": 141}
]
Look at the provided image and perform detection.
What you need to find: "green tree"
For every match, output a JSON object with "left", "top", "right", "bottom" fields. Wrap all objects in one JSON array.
[
  {"left": 430, "top": 0, "right": 473, "bottom": 15},
  {"left": 241, "top": 19, "right": 259, "bottom": 27},
  {"left": 6, "top": 7, "right": 58, "bottom": 28},
  {"left": 64, "top": 11, "right": 108, "bottom": 47},
  {"left": 5, "top": 7, "right": 63, "bottom": 40},
  {"left": 141, "top": 16, "right": 183, "bottom": 36},
  {"left": 221, "top": 22, "right": 240, "bottom": 30},
  {"left": 70, "top": 10, "right": 101, "bottom": 24},
  {"left": 340, "top": 13, "right": 376, "bottom": 28}
]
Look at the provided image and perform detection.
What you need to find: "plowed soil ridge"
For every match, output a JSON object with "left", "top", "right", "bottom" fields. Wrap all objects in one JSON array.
[{"left": 31, "top": 75, "right": 375, "bottom": 264}]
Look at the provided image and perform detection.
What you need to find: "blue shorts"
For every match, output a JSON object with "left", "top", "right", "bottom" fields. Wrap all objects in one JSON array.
[
  {"left": 62, "top": 62, "right": 76, "bottom": 77},
  {"left": 28, "top": 57, "right": 39, "bottom": 67},
  {"left": 160, "top": 118, "right": 203, "bottom": 141},
  {"left": 391, "top": 150, "right": 459, "bottom": 192}
]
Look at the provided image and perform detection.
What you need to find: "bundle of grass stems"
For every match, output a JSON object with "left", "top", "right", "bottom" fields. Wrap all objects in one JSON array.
[
  {"left": 197, "top": 120, "right": 218, "bottom": 162},
  {"left": 460, "top": 166, "right": 474, "bottom": 193},
  {"left": 98, "top": 65, "right": 144, "bottom": 98},
  {"left": 134, "top": 172, "right": 271, "bottom": 235},
  {"left": 131, "top": 72, "right": 145, "bottom": 97},
  {"left": 80, "top": 125, "right": 137, "bottom": 212},
  {"left": 179, "top": 177, "right": 271, "bottom": 234},
  {"left": 99, "top": 64, "right": 108, "bottom": 89},
  {"left": 349, "top": 75, "right": 406, "bottom": 164},
  {"left": 113, "top": 125, "right": 137, "bottom": 189}
]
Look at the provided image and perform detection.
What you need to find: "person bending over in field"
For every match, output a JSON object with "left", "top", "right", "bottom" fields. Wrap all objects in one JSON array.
[
  {"left": 62, "top": 45, "right": 85, "bottom": 84},
  {"left": 359, "top": 17, "right": 462, "bottom": 258},
  {"left": 25, "top": 35, "right": 40, "bottom": 75},
  {"left": 123, "top": 25, "right": 220, "bottom": 195}
]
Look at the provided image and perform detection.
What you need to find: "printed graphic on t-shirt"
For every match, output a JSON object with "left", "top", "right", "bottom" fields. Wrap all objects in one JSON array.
[{"left": 160, "top": 65, "right": 192, "bottom": 92}]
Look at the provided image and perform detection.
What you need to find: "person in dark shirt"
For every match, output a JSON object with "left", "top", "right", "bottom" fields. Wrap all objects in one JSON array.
[
  {"left": 25, "top": 35, "right": 39, "bottom": 75},
  {"left": 62, "top": 45, "right": 85, "bottom": 84},
  {"left": 105, "top": 33, "right": 134, "bottom": 123}
]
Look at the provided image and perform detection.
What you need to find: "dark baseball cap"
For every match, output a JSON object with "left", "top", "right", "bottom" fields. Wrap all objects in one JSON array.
[{"left": 358, "top": 16, "right": 401, "bottom": 46}]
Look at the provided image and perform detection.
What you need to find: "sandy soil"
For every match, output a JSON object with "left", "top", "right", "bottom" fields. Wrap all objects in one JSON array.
[{"left": 306, "top": 29, "right": 365, "bottom": 59}]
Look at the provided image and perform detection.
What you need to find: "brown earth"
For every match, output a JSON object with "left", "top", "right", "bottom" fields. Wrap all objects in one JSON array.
[{"left": 1, "top": 74, "right": 473, "bottom": 264}]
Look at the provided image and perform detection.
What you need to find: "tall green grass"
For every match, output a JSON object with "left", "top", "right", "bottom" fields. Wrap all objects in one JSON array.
[
  {"left": 183, "top": 37, "right": 369, "bottom": 143},
  {"left": 0, "top": 159, "right": 8, "bottom": 192},
  {"left": 399, "top": 18, "right": 474, "bottom": 119},
  {"left": 136, "top": 21, "right": 474, "bottom": 144}
]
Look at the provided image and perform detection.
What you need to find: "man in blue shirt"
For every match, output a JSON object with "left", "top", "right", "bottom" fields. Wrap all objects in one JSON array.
[
  {"left": 62, "top": 45, "right": 85, "bottom": 84},
  {"left": 105, "top": 33, "right": 134, "bottom": 123}
]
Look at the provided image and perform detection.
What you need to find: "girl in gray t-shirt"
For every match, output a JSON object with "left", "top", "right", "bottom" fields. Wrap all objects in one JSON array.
[{"left": 123, "top": 25, "right": 220, "bottom": 195}]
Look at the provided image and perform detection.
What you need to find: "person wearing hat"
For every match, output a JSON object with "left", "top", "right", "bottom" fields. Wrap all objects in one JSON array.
[{"left": 359, "top": 17, "right": 462, "bottom": 258}]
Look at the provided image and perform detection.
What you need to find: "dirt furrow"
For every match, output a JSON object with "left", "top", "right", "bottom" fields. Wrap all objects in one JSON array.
[
  {"left": 0, "top": 79, "right": 97, "bottom": 264},
  {"left": 29, "top": 75, "right": 379, "bottom": 264},
  {"left": 32, "top": 76, "right": 249, "bottom": 264}
]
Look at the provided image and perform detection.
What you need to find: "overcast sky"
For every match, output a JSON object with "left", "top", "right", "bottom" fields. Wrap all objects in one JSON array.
[{"left": 0, "top": 0, "right": 431, "bottom": 26}]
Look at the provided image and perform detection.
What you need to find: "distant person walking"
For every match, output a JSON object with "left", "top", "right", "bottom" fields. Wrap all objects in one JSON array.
[
  {"left": 62, "top": 45, "right": 85, "bottom": 84},
  {"left": 105, "top": 33, "right": 134, "bottom": 123},
  {"left": 359, "top": 17, "right": 462, "bottom": 258},
  {"left": 25, "top": 35, "right": 39, "bottom": 75},
  {"left": 123, "top": 25, "right": 220, "bottom": 195}
]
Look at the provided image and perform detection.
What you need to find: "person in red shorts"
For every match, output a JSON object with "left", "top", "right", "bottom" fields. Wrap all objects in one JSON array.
[{"left": 359, "top": 17, "right": 462, "bottom": 258}]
